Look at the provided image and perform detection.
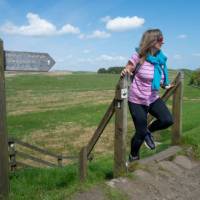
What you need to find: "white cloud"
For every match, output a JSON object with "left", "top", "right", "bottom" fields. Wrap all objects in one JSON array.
[
  {"left": 87, "top": 30, "right": 111, "bottom": 39},
  {"left": 105, "top": 16, "right": 145, "bottom": 32},
  {"left": 54, "top": 53, "right": 127, "bottom": 71},
  {"left": 97, "top": 54, "right": 126, "bottom": 61},
  {"left": 192, "top": 53, "right": 200, "bottom": 57},
  {"left": 79, "top": 30, "right": 111, "bottom": 39},
  {"left": 58, "top": 24, "right": 80, "bottom": 34},
  {"left": 72, "top": 54, "right": 126, "bottom": 63},
  {"left": 0, "top": 12, "right": 80, "bottom": 36},
  {"left": 99, "top": 54, "right": 114, "bottom": 61},
  {"left": 177, "top": 34, "right": 187, "bottom": 39},
  {"left": 173, "top": 54, "right": 182, "bottom": 60}
]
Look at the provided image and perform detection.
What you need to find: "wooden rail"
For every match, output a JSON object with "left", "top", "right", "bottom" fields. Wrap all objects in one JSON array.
[
  {"left": 8, "top": 137, "right": 78, "bottom": 170},
  {"left": 79, "top": 99, "right": 115, "bottom": 181},
  {"left": 16, "top": 151, "right": 58, "bottom": 167},
  {"left": 86, "top": 99, "right": 115, "bottom": 157},
  {"left": 79, "top": 71, "right": 184, "bottom": 181}
]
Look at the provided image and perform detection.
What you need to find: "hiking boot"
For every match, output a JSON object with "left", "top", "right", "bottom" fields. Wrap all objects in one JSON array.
[
  {"left": 125, "top": 153, "right": 140, "bottom": 168},
  {"left": 144, "top": 130, "right": 155, "bottom": 150}
]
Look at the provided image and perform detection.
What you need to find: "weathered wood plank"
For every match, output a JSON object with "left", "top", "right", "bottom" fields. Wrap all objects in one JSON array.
[
  {"left": 9, "top": 138, "right": 77, "bottom": 163},
  {"left": 16, "top": 151, "right": 57, "bottom": 167},
  {"left": 139, "top": 146, "right": 182, "bottom": 164},
  {"left": 4, "top": 50, "right": 55, "bottom": 72},
  {"left": 61, "top": 155, "right": 78, "bottom": 160},
  {"left": 113, "top": 74, "right": 129, "bottom": 178},
  {"left": 127, "top": 146, "right": 182, "bottom": 173},
  {"left": 15, "top": 161, "right": 33, "bottom": 168},
  {"left": 9, "top": 138, "right": 59, "bottom": 159},
  {"left": 172, "top": 71, "right": 184, "bottom": 145},
  {"left": 86, "top": 99, "right": 115, "bottom": 157},
  {"left": 0, "top": 39, "right": 9, "bottom": 200},
  {"left": 79, "top": 146, "right": 87, "bottom": 181}
]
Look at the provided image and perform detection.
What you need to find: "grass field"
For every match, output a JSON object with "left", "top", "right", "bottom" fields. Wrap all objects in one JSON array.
[{"left": 5, "top": 70, "right": 200, "bottom": 199}]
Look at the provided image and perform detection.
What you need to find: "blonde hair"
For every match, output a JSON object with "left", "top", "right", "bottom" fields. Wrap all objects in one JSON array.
[{"left": 137, "top": 29, "right": 163, "bottom": 64}]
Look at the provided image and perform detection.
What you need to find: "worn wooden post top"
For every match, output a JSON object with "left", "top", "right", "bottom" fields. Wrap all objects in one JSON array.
[{"left": 115, "top": 74, "right": 130, "bottom": 100}]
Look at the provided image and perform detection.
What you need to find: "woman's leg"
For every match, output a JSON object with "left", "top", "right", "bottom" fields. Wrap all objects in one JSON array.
[
  {"left": 148, "top": 98, "right": 174, "bottom": 133},
  {"left": 128, "top": 101, "right": 148, "bottom": 157}
]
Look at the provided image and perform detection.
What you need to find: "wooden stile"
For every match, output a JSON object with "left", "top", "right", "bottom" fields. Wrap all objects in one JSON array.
[{"left": 79, "top": 71, "right": 184, "bottom": 181}]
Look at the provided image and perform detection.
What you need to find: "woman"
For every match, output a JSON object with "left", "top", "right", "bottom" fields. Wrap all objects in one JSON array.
[{"left": 120, "top": 29, "right": 175, "bottom": 166}]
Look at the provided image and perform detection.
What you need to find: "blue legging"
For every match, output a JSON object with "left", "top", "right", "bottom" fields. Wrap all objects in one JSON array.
[{"left": 128, "top": 97, "right": 174, "bottom": 156}]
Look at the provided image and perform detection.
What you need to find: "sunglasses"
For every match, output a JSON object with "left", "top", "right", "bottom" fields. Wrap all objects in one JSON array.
[{"left": 157, "top": 36, "right": 164, "bottom": 44}]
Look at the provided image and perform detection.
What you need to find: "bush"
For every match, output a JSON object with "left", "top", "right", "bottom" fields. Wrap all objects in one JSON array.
[
  {"left": 189, "top": 68, "right": 200, "bottom": 86},
  {"left": 97, "top": 66, "right": 124, "bottom": 74},
  {"left": 97, "top": 68, "right": 107, "bottom": 73}
]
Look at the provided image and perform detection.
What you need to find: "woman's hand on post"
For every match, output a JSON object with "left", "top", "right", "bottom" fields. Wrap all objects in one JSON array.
[
  {"left": 120, "top": 68, "right": 133, "bottom": 78},
  {"left": 120, "top": 61, "right": 135, "bottom": 79},
  {"left": 165, "top": 83, "right": 175, "bottom": 90},
  {"left": 161, "top": 83, "right": 175, "bottom": 90}
]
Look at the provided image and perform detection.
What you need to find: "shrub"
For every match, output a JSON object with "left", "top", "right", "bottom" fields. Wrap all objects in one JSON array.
[
  {"left": 189, "top": 68, "right": 200, "bottom": 86},
  {"left": 97, "top": 66, "right": 124, "bottom": 74}
]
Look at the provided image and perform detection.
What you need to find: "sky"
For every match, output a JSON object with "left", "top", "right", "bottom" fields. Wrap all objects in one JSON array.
[{"left": 0, "top": 0, "right": 200, "bottom": 72}]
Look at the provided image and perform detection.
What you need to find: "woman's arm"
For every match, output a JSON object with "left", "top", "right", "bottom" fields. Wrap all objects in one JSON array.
[{"left": 120, "top": 60, "right": 136, "bottom": 77}]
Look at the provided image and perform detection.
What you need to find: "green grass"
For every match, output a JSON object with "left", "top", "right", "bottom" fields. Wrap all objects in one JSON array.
[
  {"left": 8, "top": 103, "right": 112, "bottom": 138},
  {"left": 5, "top": 71, "right": 200, "bottom": 199},
  {"left": 6, "top": 73, "right": 119, "bottom": 95},
  {"left": 9, "top": 154, "right": 129, "bottom": 200}
]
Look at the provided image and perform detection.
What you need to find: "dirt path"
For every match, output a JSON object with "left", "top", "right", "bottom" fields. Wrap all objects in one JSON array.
[{"left": 71, "top": 147, "right": 200, "bottom": 200}]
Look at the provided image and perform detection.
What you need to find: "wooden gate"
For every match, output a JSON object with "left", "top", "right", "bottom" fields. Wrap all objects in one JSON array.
[{"left": 79, "top": 70, "right": 184, "bottom": 181}]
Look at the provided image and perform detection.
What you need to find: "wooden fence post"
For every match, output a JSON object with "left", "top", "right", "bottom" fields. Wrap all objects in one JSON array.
[
  {"left": 79, "top": 146, "right": 88, "bottom": 181},
  {"left": 113, "top": 74, "right": 129, "bottom": 178},
  {"left": 57, "top": 154, "right": 63, "bottom": 167},
  {"left": 0, "top": 39, "right": 9, "bottom": 200},
  {"left": 172, "top": 71, "right": 184, "bottom": 145},
  {"left": 8, "top": 141, "right": 17, "bottom": 171}
]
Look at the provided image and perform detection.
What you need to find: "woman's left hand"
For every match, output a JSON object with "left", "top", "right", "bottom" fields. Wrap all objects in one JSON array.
[{"left": 165, "top": 83, "right": 175, "bottom": 90}]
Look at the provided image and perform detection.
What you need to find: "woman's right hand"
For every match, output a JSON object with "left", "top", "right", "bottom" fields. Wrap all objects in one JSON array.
[{"left": 120, "top": 67, "right": 133, "bottom": 78}]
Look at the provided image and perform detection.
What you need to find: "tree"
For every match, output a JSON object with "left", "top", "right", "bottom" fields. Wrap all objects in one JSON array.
[
  {"left": 189, "top": 68, "right": 200, "bottom": 86},
  {"left": 97, "top": 66, "right": 124, "bottom": 74},
  {"left": 97, "top": 68, "right": 107, "bottom": 73}
]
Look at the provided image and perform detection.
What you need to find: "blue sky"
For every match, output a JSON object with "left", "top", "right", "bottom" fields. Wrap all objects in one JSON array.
[{"left": 0, "top": 0, "right": 200, "bottom": 71}]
